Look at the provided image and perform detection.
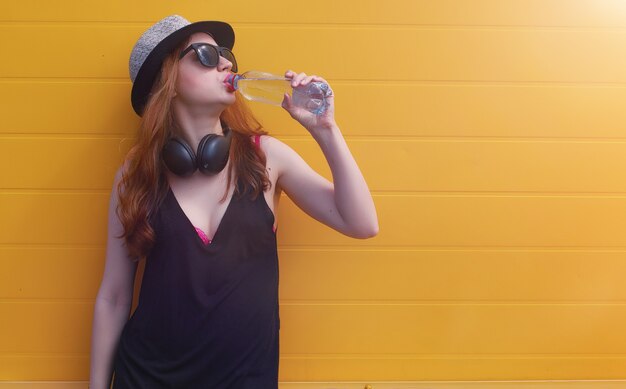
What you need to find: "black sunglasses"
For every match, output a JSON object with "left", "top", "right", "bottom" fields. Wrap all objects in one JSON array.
[{"left": 179, "top": 43, "right": 238, "bottom": 73}]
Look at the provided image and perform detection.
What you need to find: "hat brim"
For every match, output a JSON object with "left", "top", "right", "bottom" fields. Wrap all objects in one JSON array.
[{"left": 131, "top": 20, "right": 235, "bottom": 116}]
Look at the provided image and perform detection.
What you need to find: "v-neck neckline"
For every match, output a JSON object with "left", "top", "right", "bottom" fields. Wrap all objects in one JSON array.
[{"left": 167, "top": 185, "right": 236, "bottom": 248}]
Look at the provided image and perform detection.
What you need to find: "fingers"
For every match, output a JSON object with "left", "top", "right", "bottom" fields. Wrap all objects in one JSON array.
[
  {"left": 281, "top": 92, "right": 292, "bottom": 110},
  {"left": 285, "top": 70, "right": 327, "bottom": 88},
  {"left": 281, "top": 92, "right": 303, "bottom": 121},
  {"left": 290, "top": 73, "right": 312, "bottom": 88},
  {"left": 311, "top": 75, "right": 328, "bottom": 84},
  {"left": 284, "top": 70, "right": 335, "bottom": 112}
]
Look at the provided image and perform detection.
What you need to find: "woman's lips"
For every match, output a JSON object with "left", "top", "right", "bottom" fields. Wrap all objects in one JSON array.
[{"left": 224, "top": 74, "right": 236, "bottom": 92}]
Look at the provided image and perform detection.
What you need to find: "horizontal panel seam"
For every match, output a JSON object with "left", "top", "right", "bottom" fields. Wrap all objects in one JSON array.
[
  {"left": 8, "top": 134, "right": 626, "bottom": 142},
  {"left": 5, "top": 245, "right": 626, "bottom": 253},
  {"left": 5, "top": 78, "right": 626, "bottom": 87},
  {"left": 5, "top": 20, "right": 626, "bottom": 31},
  {"left": 4, "top": 299, "right": 626, "bottom": 305},
  {"left": 279, "top": 302, "right": 626, "bottom": 306},
  {"left": 280, "top": 354, "right": 626, "bottom": 359},
  {"left": 5, "top": 190, "right": 626, "bottom": 196},
  {"left": 5, "top": 244, "right": 626, "bottom": 251},
  {"left": 5, "top": 353, "right": 626, "bottom": 359}
]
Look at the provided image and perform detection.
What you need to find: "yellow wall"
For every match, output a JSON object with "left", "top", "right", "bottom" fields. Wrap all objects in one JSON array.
[{"left": 2, "top": 0, "right": 626, "bottom": 383}]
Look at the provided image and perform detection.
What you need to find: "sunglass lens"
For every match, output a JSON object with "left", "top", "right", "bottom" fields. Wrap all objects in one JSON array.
[{"left": 196, "top": 45, "right": 220, "bottom": 67}]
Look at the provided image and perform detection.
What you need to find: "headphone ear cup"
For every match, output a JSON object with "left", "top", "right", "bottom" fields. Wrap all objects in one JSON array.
[
  {"left": 197, "top": 131, "right": 232, "bottom": 175},
  {"left": 162, "top": 137, "right": 197, "bottom": 177}
]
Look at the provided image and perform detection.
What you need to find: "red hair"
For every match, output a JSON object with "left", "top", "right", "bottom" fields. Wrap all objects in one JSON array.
[{"left": 117, "top": 39, "right": 270, "bottom": 260}]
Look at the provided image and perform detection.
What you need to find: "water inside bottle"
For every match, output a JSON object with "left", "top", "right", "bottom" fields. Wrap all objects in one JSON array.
[{"left": 236, "top": 78, "right": 291, "bottom": 106}]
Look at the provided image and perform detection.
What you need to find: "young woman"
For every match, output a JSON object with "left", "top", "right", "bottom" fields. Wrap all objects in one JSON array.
[{"left": 89, "top": 15, "right": 378, "bottom": 389}]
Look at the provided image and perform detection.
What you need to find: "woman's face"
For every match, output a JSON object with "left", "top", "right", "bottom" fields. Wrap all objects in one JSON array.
[{"left": 174, "top": 32, "right": 236, "bottom": 111}]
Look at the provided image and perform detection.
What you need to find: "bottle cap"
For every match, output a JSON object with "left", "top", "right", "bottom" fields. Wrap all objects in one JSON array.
[{"left": 224, "top": 73, "right": 240, "bottom": 92}]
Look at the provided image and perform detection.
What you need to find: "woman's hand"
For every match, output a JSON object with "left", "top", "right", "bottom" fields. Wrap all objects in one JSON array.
[{"left": 281, "top": 70, "right": 336, "bottom": 133}]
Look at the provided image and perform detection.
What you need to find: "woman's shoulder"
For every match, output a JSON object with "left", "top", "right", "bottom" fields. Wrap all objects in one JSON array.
[
  {"left": 250, "top": 134, "right": 305, "bottom": 178},
  {"left": 112, "top": 160, "right": 131, "bottom": 192},
  {"left": 250, "top": 134, "right": 292, "bottom": 155}
]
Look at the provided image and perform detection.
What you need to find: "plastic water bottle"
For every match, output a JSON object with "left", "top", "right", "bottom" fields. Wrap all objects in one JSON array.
[{"left": 225, "top": 71, "right": 332, "bottom": 115}]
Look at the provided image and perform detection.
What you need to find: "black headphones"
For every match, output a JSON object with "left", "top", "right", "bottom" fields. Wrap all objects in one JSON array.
[{"left": 162, "top": 128, "right": 233, "bottom": 177}]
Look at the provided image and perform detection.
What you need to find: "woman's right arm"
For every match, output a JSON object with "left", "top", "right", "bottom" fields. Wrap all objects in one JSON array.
[{"left": 89, "top": 169, "right": 138, "bottom": 389}]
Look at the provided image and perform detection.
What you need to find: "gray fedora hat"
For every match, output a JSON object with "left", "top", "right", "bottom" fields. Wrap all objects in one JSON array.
[{"left": 129, "top": 14, "right": 235, "bottom": 116}]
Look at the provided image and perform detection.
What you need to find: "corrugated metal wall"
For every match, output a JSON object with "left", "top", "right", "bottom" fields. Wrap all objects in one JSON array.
[{"left": 2, "top": 0, "right": 626, "bottom": 383}]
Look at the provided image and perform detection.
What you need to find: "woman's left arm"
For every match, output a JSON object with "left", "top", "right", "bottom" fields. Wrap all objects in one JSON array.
[{"left": 269, "top": 70, "right": 378, "bottom": 238}]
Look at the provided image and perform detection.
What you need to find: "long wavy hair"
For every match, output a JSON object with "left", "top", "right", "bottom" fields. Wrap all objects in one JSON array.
[{"left": 118, "top": 38, "right": 270, "bottom": 261}]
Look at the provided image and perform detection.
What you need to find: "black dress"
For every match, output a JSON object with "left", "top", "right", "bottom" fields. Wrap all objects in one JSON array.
[{"left": 113, "top": 183, "right": 280, "bottom": 389}]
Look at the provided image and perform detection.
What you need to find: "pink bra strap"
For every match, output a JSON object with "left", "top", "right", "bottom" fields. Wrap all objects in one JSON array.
[
  {"left": 254, "top": 134, "right": 261, "bottom": 149},
  {"left": 194, "top": 226, "right": 211, "bottom": 245}
]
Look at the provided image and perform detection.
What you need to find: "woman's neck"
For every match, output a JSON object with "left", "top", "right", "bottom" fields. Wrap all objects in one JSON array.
[{"left": 173, "top": 111, "right": 225, "bottom": 149}]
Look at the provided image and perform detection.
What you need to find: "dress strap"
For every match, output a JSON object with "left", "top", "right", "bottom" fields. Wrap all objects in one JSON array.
[{"left": 253, "top": 134, "right": 261, "bottom": 149}]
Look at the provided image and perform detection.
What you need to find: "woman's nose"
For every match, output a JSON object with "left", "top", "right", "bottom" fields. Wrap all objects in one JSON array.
[{"left": 218, "top": 56, "right": 233, "bottom": 72}]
